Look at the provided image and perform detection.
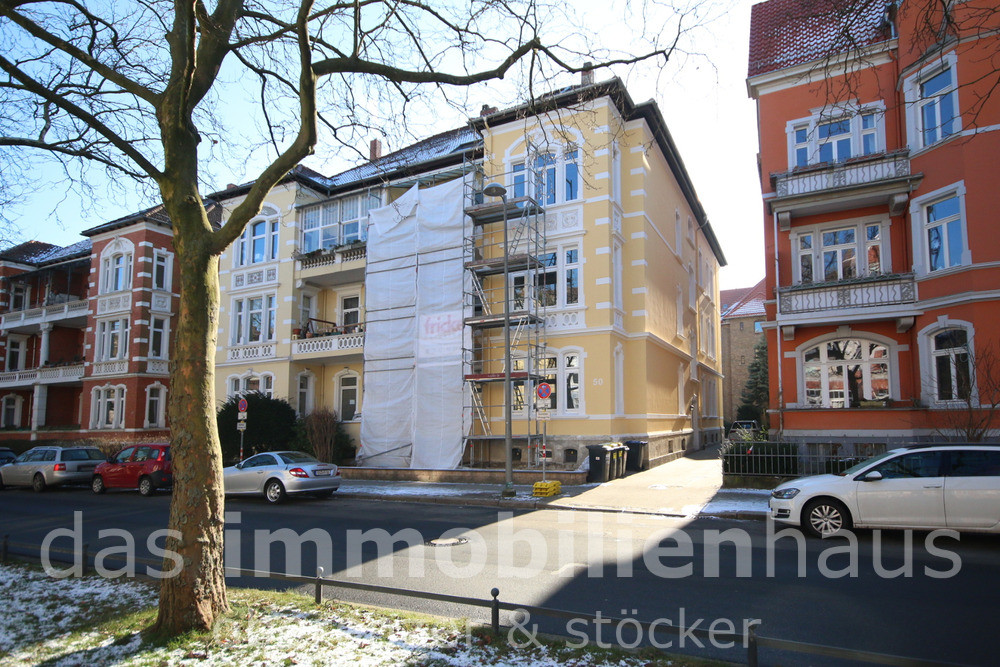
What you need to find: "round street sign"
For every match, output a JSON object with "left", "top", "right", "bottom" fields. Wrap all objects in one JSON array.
[
  {"left": 536, "top": 382, "right": 552, "bottom": 400},
  {"left": 238, "top": 398, "right": 248, "bottom": 413}
]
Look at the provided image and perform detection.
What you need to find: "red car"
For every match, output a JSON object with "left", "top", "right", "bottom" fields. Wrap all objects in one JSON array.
[{"left": 92, "top": 444, "right": 172, "bottom": 496}]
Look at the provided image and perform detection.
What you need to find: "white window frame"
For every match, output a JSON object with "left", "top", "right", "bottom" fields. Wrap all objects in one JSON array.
[
  {"left": 785, "top": 101, "right": 887, "bottom": 169},
  {"left": 144, "top": 382, "right": 167, "bottom": 428},
  {"left": 797, "top": 336, "right": 895, "bottom": 409},
  {"left": 513, "top": 242, "right": 581, "bottom": 311},
  {"left": 153, "top": 250, "right": 172, "bottom": 291},
  {"left": 918, "top": 320, "right": 977, "bottom": 407},
  {"left": 790, "top": 216, "right": 890, "bottom": 284},
  {"left": 9, "top": 283, "right": 28, "bottom": 311},
  {"left": 101, "top": 251, "right": 133, "bottom": 294},
  {"left": 296, "top": 372, "right": 314, "bottom": 416},
  {"left": 301, "top": 191, "right": 380, "bottom": 253},
  {"left": 230, "top": 293, "right": 277, "bottom": 345},
  {"left": 227, "top": 372, "right": 274, "bottom": 398},
  {"left": 340, "top": 293, "right": 361, "bottom": 329},
  {"left": 508, "top": 146, "right": 582, "bottom": 206},
  {"left": 95, "top": 318, "right": 131, "bottom": 361},
  {"left": 909, "top": 181, "right": 969, "bottom": 277},
  {"left": 235, "top": 205, "right": 280, "bottom": 267},
  {"left": 904, "top": 52, "right": 959, "bottom": 152},
  {"left": 5, "top": 335, "right": 26, "bottom": 372},
  {"left": 149, "top": 316, "right": 168, "bottom": 359},
  {"left": 1, "top": 394, "right": 22, "bottom": 428},
  {"left": 91, "top": 384, "right": 126, "bottom": 429},
  {"left": 336, "top": 371, "right": 360, "bottom": 421},
  {"left": 515, "top": 349, "right": 583, "bottom": 416}
]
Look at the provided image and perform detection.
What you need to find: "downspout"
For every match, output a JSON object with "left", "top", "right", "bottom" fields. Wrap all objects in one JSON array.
[{"left": 772, "top": 209, "right": 784, "bottom": 438}]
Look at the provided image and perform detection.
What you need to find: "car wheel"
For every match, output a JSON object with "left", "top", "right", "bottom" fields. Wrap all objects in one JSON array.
[
  {"left": 802, "top": 498, "right": 852, "bottom": 538},
  {"left": 92, "top": 476, "right": 106, "bottom": 494},
  {"left": 32, "top": 474, "right": 47, "bottom": 493},
  {"left": 264, "top": 479, "right": 286, "bottom": 504},
  {"left": 138, "top": 476, "right": 154, "bottom": 497}
]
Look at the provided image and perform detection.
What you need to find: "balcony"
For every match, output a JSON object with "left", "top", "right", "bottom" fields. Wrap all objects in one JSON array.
[
  {"left": 0, "top": 364, "right": 85, "bottom": 389},
  {"left": 91, "top": 360, "right": 129, "bottom": 376},
  {"left": 295, "top": 243, "right": 366, "bottom": 287},
  {"left": 777, "top": 273, "right": 920, "bottom": 329},
  {"left": 0, "top": 297, "right": 90, "bottom": 333},
  {"left": 292, "top": 327, "right": 364, "bottom": 361},
  {"left": 770, "top": 151, "right": 922, "bottom": 219},
  {"left": 227, "top": 342, "right": 276, "bottom": 362}
]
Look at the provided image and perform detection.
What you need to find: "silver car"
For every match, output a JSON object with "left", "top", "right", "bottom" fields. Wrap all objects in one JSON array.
[
  {"left": 223, "top": 451, "right": 341, "bottom": 504},
  {"left": 0, "top": 446, "right": 106, "bottom": 492}
]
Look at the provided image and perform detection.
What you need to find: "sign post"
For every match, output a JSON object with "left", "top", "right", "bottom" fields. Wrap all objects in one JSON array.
[
  {"left": 237, "top": 398, "right": 248, "bottom": 461},
  {"left": 535, "top": 384, "right": 552, "bottom": 481}
]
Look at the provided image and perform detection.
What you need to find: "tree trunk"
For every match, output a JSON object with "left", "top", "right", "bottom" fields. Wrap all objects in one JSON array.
[{"left": 151, "top": 195, "right": 229, "bottom": 635}]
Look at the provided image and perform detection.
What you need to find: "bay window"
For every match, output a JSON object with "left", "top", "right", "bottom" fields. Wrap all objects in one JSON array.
[
  {"left": 301, "top": 190, "right": 380, "bottom": 253},
  {"left": 787, "top": 104, "right": 885, "bottom": 168}
]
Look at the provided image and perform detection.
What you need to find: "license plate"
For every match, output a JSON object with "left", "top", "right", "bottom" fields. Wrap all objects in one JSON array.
[{"left": 314, "top": 469, "right": 331, "bottom": 476}]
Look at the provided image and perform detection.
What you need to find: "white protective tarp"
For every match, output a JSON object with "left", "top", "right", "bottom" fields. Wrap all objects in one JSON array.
[{"left": 358, "top": 178, "right": 471, "bottom": 468}]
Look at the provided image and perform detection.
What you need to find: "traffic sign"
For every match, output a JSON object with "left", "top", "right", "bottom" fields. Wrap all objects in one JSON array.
[
  {"left": 236, "top": 421, "right": 247, "bottom": 431},
  {"left": 238, "top": 398, "right": 248, "bottom": 412},
  {"left": 536, "top": 382, "right": 552, "bottom": 400},
  {"left": 536, "top": 409, "right": 551, "bottom": 421},
  {"left": 237, "top": 412, "right": 247, "bottom": 421}
]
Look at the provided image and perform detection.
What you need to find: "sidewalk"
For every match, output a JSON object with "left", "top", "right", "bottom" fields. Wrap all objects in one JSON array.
[{"left": 337, "top": 445, "right": 771, "bottom": 520}]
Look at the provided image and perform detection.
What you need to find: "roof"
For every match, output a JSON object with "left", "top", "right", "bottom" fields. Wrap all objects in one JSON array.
[
  {"left": 325, "top": 127, "right": 480, "bottom": 192},
  {"left": 720, "top": 286, "right": 754, "bottom": 312},
  {"left": 722, "top": 278, "right": 767, "bottom": 319},
  {"left": 81, "top": 201, "right": 222, "bottom": 236},
  {"left": 209, "top": 164, "right": 330, "bottom": 201},
  {"left": 0, "top": 241, "right": 60, "bottom": 265},
  {"left": 748, "top": 0, "right": 893, "bottom": 78}
]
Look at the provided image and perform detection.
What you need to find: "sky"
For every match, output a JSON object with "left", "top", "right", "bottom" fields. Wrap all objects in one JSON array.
[{"left": 8, "top": 0, "right": 764, "bottom": 292}]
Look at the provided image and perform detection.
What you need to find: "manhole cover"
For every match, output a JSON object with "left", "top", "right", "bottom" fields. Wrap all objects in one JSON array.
[{"left": 427, "top": 537, "right": 469, "bottom": 547}]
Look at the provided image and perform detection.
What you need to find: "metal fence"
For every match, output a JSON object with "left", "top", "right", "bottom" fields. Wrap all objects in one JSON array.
[
  {"left": 722, "top": 441, "right": 889, "bottom": 477},
  {"left": 0, "top": 534, "right": 961, "bottom": 666}
]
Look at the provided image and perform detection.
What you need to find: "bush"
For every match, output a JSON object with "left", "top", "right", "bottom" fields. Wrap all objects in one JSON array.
[
  {"left": 296, "top": 408, "right": 354, "bottom": 464},
  {"left": 217, "top": 393, "right": 299, "bottom": 464}
]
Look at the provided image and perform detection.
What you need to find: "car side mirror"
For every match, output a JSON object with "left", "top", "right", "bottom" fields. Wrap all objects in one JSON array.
[
  {"left": 235, "top": 462, "right": 243, "bottom": 470},
  {"left": 861, "top": 470, "right": 883, "bottom": 482}
]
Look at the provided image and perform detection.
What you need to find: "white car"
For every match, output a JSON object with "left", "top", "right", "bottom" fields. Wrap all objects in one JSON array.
[
  {"left": 770, "top": 445, "right": 1000, "bottom": 537},
  {"left": 223, "top": 451, "right": 341, "bottom": 504}
]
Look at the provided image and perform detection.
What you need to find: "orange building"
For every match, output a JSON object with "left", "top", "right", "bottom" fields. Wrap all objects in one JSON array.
[{"left": 748, "top": 0, "right": 1000, "bottom": 443}]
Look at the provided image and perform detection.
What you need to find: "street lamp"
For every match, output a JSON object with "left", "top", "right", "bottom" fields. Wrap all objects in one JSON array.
[{"left": 482, "top": 182, "right": 516, "bottom": 497}]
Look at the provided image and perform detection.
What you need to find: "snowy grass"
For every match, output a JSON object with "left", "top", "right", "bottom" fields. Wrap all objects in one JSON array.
[{"left": 0, "top": 563, "right": 721, "bottom": 666}]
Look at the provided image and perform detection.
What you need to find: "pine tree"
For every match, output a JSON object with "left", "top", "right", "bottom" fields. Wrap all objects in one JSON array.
[{"left": 738, "top": 337, "right": 769, "bottom": 426}]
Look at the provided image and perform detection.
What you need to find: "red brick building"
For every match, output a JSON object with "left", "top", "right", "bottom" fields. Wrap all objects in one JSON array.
[{"left": 748, "top": 0, "right": 1000, "bottom": 443}]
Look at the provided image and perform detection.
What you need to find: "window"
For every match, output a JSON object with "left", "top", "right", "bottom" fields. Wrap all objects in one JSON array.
[
  {"left": 92, "top": 385, "right": 126, "bottom": 429},
  {"left": 96, "top": 318, "right": 130, "bottom": 361},
  {"left": 231, "top": 295, "right": 276, "bottom": 345},
  {"left": 949, "top": 450, "right": 1000, "bottom": 477},
  {"left": 341, "top": 295, "right": 361, "bottom": 329},
  {"left": 153, "top": 251, "right": 171, "bottom": 290},
  {"left": 932, "top": 329, "right": 970, "bottom": 402},
  {"left": 754, "top": 321, "right": 763, "bottom": 334},
  {"left": 787, "top": 105, "right": 885, "bottom": 168},
  {"left": 918, "top": 68, "right": 957, "bottom": 147},
  {"left": 149, "top": 317, "right": 167, "bottom": 358},
  {"left": 338, "top": 375, "right": 358, "bottom": 421},
  {"left": 801, "top": 338, "right": 891, "bottom": 408},
  {"left": 611, "top": 143, "right": 621, "bottom": 204},
  {"left": 793, "top": 220, "right": 887, "bottom": 284},
  {"left": 297, "top": 373, "right": 314, "bottom": 415},
  {"left": 9, "top": 284, "right": 27, "bottom": 311},
  {"left": 229, "top": 374, "right": 273, "bottom": 398},
  {"left": 872, "top": 451, "right": 942, "bottom": 479},
  {"left": 301, "top": 192, "right": 379, "bottom": 253},
  {"left": 612, "top": 241, "right": 623, "bottom": 312},
  {"left": 925, "top": 195, "right": 963, "bottom": 272},
  {"left": 513, "top": 244, "right": 580, "bottom": 310},
  {"left": 102, "top": 252, "right": 132, "bottom": 293},
  {"left": 300, "top": 294, "right": 314, "bottom": 329},
  {"left": 1, "top": 395, "right": 21, "bottom": 428},
  {"left": 145, "top": 384, "right": 166, "bottom": 428},
  {"left": 532, "top": 351, "right": 582, "bottom": 415},
  {"left": 6, "top": 337, "right": 25, "bottom": 372},
  {"left": 510, "top": 148, "right": 581, "bottom": 206},
  {"left": 236, "top": 207, "right": 280, "bottom": 266}
]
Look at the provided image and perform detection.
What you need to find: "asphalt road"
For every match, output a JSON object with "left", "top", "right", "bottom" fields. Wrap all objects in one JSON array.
[{"left": 1, "top": 486, "right": 996, "bottom": 665}]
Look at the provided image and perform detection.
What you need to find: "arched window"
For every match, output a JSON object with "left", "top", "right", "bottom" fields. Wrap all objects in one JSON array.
[
  {"left": 227, "top": 373, "right": 274, "bottom": 398},
  {"left": 932, "top": 328, "right": 971, "bottom": 402},
  {"left": 144, "top": 382, "right": 167, "bottom": 428},
  {"left": 100, "top": 238, "right": 134, "bottom": 294},
  {"left": 802, "top": 338, "right": 890, "bottom": 408},
  {"left": 92, "top": 384, "right": 126, "bottom": 429},
  {"left": 235, "top": 206, "right": 280, "bottom": 267}
]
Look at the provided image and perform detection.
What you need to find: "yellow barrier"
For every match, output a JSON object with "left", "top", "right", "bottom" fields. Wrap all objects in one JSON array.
[{"left": 532, "top": 480, "right": 562, "bottom": 497}]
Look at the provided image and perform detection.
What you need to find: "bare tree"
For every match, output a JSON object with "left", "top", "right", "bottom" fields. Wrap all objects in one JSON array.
[
  {"left": 931, "top": 341, "right": 1000, "bottom": 442},
  {"left": 0, "top": 0, "right": 693, "bottom": 635}
]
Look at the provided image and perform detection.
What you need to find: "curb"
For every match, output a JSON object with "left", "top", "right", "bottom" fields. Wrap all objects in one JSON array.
[{"left": 336, "top": 491, "right": 770, "bottom": 520}]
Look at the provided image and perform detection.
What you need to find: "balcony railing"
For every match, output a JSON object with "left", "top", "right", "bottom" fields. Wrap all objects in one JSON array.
[
  {"left": 227, "top": 342, "right": 276, "bottom": 361},
  {"left": 0, "top": 364, "right": 85, "bottom": 388},
  {"left": 91, "top": 360, "right": 129, "bottom": 376},
  {"left": 296, "top": 242, "right": 367, "bottom": 269},
  {"left": 292, "top": 329, "right": 364, "bottom": 355},
  {"left": 778, "top": 273, "right": 917, "bottom": 315},
  {"left": 772, "top": 150, "right": 911, "bottom": 199},
  {"left": 0, "top": 298, "right": 90, "bottom": 329}
]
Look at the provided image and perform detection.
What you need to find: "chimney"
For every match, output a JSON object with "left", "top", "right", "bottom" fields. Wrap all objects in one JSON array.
[
  {"left": 370, "top": 139, "right": 382, "bottom": 162},
  {"left": 227, "top": 183, "right": 238, "bottom": 190},
  {"left": 480, "top": 104, "right": 498, "bottom": 117},
  {"left": 581, "top": 62, "right": 594, "bottom": 86}
]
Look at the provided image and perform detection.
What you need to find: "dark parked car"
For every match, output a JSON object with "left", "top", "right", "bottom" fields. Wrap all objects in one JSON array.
[
  {"left": 92, "top": 444, "right": 172, "bottom": 496},
  {"left": 0, "top": 446, "right": 105, "bottom": 491}
]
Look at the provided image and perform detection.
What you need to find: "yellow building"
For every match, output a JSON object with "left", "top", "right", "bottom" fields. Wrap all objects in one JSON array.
[{"left": 213, "top": 78, "right": 726, "bottom": 469}]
